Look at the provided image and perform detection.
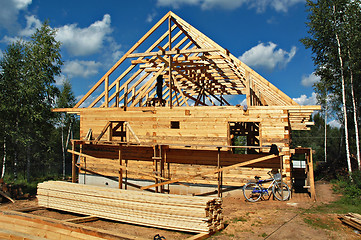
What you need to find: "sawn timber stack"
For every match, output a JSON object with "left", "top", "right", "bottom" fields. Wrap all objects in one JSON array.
[{"left": 37, "top": 181, "right": 223, "bottom": 233}]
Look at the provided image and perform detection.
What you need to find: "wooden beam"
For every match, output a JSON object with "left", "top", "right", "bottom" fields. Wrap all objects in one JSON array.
[
  {"left": 169, "top": 15, "right": 173, "bottom": 109},
  {"left": 0, "top": 190, "right": 15, "bottom": 203},
  {"left": 74, "top": 12, "right": 171, "bottom": 108},
  {"left": 141, "top": 154, "right": 279, "bottom": 190},
  {"left": 65, "top": 216, "right": 99, "bottom": 223},
  {"left": 127, "top": 48, "right": 219, "bottom": 58}
]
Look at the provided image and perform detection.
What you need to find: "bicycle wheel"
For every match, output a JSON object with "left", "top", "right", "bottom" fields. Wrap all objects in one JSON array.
[
  {"left": 243, "top": 182, "right": 262, "bottom": 202},
  {"left": 272, "top": 182, "right": 290, "bottom": 201}
]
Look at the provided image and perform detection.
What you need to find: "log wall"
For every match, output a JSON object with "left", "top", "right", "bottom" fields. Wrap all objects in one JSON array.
[{"left": 78, "top": 106, "right": 291, "bottom": 184}]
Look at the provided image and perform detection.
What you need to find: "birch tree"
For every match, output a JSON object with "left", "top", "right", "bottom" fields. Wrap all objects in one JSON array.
[
  {"left": 56, "top": 79, "right": 76, "bottom": 179},
  {"left": 302, "top": 0, "right": 361, "bottom": 174}
]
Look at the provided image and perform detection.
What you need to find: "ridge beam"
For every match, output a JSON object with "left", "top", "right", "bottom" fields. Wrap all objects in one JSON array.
[{"left": 127, "top": 48, "right": 219, "bottom": 58}]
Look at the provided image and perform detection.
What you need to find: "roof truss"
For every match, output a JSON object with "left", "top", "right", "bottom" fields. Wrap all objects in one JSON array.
[{"left": 73, "top": 11, "right": 301, "bottom": 109}]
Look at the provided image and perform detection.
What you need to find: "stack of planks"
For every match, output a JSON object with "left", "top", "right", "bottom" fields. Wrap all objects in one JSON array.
[
  {"left": 338, "top": 213, "right": 361, "bottom": 231},
  {"left": 37, "top": 181, "right": 223, "bottom": 233}
]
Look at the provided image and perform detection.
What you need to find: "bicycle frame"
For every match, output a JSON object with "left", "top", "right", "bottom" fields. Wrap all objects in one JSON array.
[{"left": 252, "top": 178, "right": 279, "bottom": 198}]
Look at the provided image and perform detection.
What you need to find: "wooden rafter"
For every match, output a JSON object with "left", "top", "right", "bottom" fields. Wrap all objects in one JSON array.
[{"left": 56, "top": 11, "right": 322, "bottom": 129}]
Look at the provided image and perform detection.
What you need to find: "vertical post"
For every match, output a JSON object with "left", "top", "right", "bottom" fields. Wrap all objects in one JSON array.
[
  {"left": 132, "top": 88, "right": 135, "bottom": 105},
  {"left": 105, "top": 75, "right": 109, "bottom": 108},
  {"left": 308, "top": 148, "right": 316, "bottom": 201},
  {"left": 124, "top": 84, "right": 128, "bottom": 111},
  {"left": 71, "top": 141, "right": 76, "bottom": 183},
  {"left": 119, "top": 145, "right": 123, "bottom": 189},
  {"left": 160, "top": 145, "right": 164, "bottom": 193},
  {"left": 165, "top": 146, "right": 170, "bottom": 194},
  {"left": 245, "top": 70, "right": 251, "bottom": 107},
  {"left": 125, "top": 159, "right": 128, "bottom": 190},
  {"left": 280, "top": 155, "right": 284, "bottom": 199},
  {"left": 168, "top": 16, "right": 173, "bottom": 109},
  {"left": 80, "top": 144, "right": 84, "bottom": 184},
  {"left": 115, "top": 80, "right": 119, "bottom": 107},
  {"left": 153, "top": 145, "right": 158, "bottom": 193},
  {"left": 217, "top": 147, "right": 222, "bottom": 197}
]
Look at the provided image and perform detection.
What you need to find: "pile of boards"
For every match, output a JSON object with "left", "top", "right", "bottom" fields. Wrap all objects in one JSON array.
[
  {"left": 37, "top": 181, "right": 223, "bottom": 233},
  {"left": 338, "top": 213, "right": 361, "bottom": 231}
]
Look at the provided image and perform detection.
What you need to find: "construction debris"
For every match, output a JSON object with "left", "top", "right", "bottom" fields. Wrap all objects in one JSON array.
[
  {"left": 37, "top": 181, "right": 224, "bottom": 233},
  {"left": 0, "top": 178, "right": 28, "bottom": 203},
  {"left": 338, "top": 213, "right": 361, "bottom": 231}
]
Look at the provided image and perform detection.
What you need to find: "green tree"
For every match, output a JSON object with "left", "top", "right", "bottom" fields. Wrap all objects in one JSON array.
[
  {"left": 0, "top": 41, "right": 27, "bottom": 179},
  {"left": 301, "top": 0, "right": 361, "bottom": 174},
  {"left": 0, "top": 21, "right": 63, "bottom": 182},
  {"left": 22, "top": 21, "right": 63, "bottom": 181},
  {"left": 56, "top": 79, "right": 76, "bottom": 179}
]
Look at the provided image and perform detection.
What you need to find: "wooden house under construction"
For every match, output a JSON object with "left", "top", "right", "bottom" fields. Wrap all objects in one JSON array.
[{"left": 55, "top": 12, "right": 320, "bottom": 199}]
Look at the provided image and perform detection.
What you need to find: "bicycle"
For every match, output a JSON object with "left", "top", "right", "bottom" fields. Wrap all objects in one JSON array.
[{"left": 243, "top": 171, "right": 291, "bottom": 202}]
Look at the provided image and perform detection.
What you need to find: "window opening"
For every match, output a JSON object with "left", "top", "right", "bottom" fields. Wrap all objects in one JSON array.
[
  {"left": 170, "top": 121, "right": 180, "bottom": 129},
  {"left": 229, "top": 122, "right": 260, "bottom": 154}
]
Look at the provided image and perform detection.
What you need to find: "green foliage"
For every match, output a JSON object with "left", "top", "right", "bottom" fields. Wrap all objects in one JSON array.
[
  {"left": 0, "top": 21, "right": 78, "bottom": 183},
  {"left": 332, "top": 170, "right": 361, "bottom": 206},
  {"left": 303, "top": 216, "right": 338, "bottom": 230},
  {"left": 260, "top": 233, "right": 267, "bottom": 238},
  {"left": 291, "top": 113, "right": 347, "bottom": 179},
  {"left": 231, "top": 216, "right": 247, "bottom": 223},
  {"left": 301, "top": 0, "right": 361, "bottom": 172}
]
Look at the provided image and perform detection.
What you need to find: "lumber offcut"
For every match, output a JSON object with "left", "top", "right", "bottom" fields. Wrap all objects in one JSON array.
[
  {"left": 338, "top": 213, "right": 361, "bottom": 231},
  {"left": 37, "top": 181, "right": 223, "bottom": 233}
]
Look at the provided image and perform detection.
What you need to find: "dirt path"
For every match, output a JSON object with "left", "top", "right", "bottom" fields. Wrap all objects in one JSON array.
[
  {"left": 211, "top": 181, "right": 358, "bottom": 240},
  {"left": 0, "top": 181, "right": 359, "bottom": 240}
]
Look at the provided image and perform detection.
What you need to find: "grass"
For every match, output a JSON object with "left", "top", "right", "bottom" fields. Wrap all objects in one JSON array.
[
  {"left": 302, "top": 171, "right": 361, "bottom": 230},
  {"left": 257, "top": 233, "right": 267, "bottom": 238},
  {"left": 231, "top": 216, "right": 247, "bottom": 223},
  {"left": 303, "top": 216, "right": 338, "bottom": 231}
]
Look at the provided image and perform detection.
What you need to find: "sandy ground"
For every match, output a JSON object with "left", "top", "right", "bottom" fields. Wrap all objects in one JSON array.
[{"left": 0, "top": 181, "right": 360, "bottom": 240}]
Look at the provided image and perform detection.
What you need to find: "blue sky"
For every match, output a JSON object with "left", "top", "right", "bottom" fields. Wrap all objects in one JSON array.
[{"left": 0, "top": 0, "right": 320, "bottom": 107}]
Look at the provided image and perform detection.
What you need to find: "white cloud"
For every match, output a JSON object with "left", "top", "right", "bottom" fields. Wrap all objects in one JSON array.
[
  {"left": 56, "top": 14, "right": 113, "bottom": 57},
  {"left": 76, "top": 94, "right": 103, "bottom": 108},
  {"left": 293, "top": 92, "right": 317, "bottom": 105},
  {"left": 240, "top": 98, "right": 247, "bottom": 106},
  {"left": 1, "top": 35, "right": 21, "bottom": 44},
  {"left": 19, "top": 15, "right": 42, "bottom": 37},
  {"left": 239, "top": 42, "right": 296, "bottom": 71},
  {"left": 0, "top": 0, "right": 32, "bottom": 32},
  {"left": 251, "top": 0, "right": 305, "bottom": 13},
  {"left": 156, "top": 0, "right": 304, "bottom": 12},
  {"left": 55, "top": 75, "right": 67, "bottom": 86},
  {"left": 301, "top": 72, "right": 320, "bottom": 87},
  {"left": 62, "top": 60, "right": 102, "bottom": 78},
  {"left": 328, "top": 119, "right": 341, "bottom": 128},
  {"left": 146, "top": 12, "right": 157, "bottom": 23}
]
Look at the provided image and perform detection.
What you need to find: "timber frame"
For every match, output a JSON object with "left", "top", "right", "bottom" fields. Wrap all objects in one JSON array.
[{"left": 55, "top": 12, "right": 320, "bottom": 199}]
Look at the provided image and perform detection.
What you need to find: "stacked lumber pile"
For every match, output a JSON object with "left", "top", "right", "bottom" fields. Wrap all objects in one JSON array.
[
  {"left": 37, "top": 181, "right": 223, "bottom": 233},
  {"left": 338, "top": 213, "right": 361, "bottom": 231}
]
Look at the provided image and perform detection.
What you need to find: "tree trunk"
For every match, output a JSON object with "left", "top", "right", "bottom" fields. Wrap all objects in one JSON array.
[
  {"left": 26, "top": 143, "right": 30, "bottom": 182},
  {"left": 334, "top": 8, "right": 352, "bottom": 175},
  {"left": 347, "top": 50, "right": 360, "bottom": 170},
  {"left": 66, "top": 122, "right": 72, "bottom": 150},
  {"left": 14, "top": 122, "right": 18, "bottom": 181},
  {"left": 324, "top": 108, "right": 327, "bottom": 163},
  {"left": 1, "top": 136, "right": 6, "bottom": 178}
]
